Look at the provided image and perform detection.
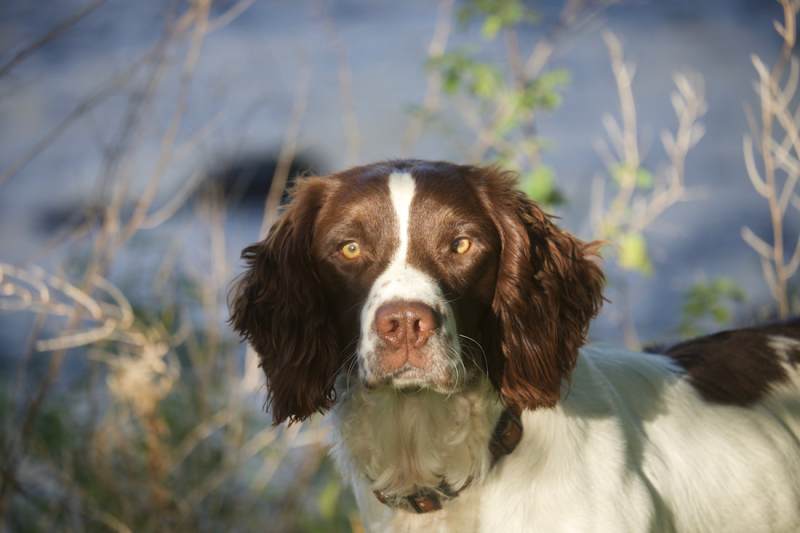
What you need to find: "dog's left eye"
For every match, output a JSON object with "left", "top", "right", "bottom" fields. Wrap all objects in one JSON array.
[
  {"left": 451, "top": 237, "right": 472, "bottom": 255},
  {"left": 340, "top": 241, "right": 361, "bottom": 259}
]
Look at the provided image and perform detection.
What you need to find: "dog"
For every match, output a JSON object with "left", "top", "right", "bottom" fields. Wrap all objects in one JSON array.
[{"left": 230, "top": 160, "right": 800, "bottom": 532}]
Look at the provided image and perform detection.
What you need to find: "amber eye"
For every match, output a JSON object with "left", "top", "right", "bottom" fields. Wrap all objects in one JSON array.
[
  {"left": 451, "top": 237, "right": 471, "bottom": 255},
  {"left": 340, "top": 241, "right": 361, "bottom": 259}
]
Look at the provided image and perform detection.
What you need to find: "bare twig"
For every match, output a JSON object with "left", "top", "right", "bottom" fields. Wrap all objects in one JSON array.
[
  {"left": 316, "top": 0, "right": 361, "bottom": 166},
  {"left": 742, "top": 0, "right": 800, "bottom": 317},
  {"left": 259, "top": 65, "right": 313, "bottom": 237},
  {"left": 0, "top": 0, "right": 107, "bottom": 79},
  {"left": 207, "top": 0, "right": 257, "bottom": 32},
  {"left": 0, "top": 61, "right": 139, "bottom": 185},
  {"left": 120, "top": 0, "right": 211, "bottom": 243},
  {"left": 595, "top": 34, "right": 705, "bottom": 242},
  {"left": 590, "top": 33, "right": 706, "bottom": 349},
  {"left": 402, "top": 0, "right": 455, "bottom": 154}
]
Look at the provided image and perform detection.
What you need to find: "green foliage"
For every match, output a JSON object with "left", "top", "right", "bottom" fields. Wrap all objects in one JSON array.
[
  {"left": 527, "top": 69, "right": 571, "bottom": 109},
  {"left": 458, "top": 0, "right": 540, "bottom": 39},
  {"left": 430, "top": 51, "right": 503, "bottom": 98},
  {"left": 679, "top": 278, "right": 746, "bottom": 338},
  {"left": 311, "top": 477, "right": 355, "bottom": 532},
  {"left": 618, "top": 232, "right": 653, "bottom": 275},
  {"left": 430, "top": 52, "right": 569, "bottom": 114},
  {"left": 318, "top": 478, "right": 343, "bottom": 521},
  {"left": 522, "top": 165, "right": 565, "bottom": 206},
  {"left": 610, "top": 163, "right": 654, "bottom": 189},
  {"left": 599, "top": 164, "right": 658, "bottom": 276},
  {"left": 428, "top": 2, "right": 570, "bottom": 208}
]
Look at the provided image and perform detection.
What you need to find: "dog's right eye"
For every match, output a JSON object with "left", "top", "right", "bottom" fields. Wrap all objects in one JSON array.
[
  {"left": 340, "top": 241, "right": 361, "bottom": 259},
  {"left": 450, "top": 237, "right": 472, "bottom": 255}
]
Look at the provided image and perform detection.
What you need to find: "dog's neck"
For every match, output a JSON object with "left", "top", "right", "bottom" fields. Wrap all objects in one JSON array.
[{"left": 330, "top": 377, "right": 505, "bottom": 500}]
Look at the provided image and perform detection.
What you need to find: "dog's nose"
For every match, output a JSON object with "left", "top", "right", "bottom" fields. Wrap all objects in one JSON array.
[{"left": 374, "top": 301, "right": 439, "bottom": 351}]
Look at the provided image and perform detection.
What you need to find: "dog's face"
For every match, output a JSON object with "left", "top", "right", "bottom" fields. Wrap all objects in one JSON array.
[
  {"left": 230, "top": 160, "right": 604, "bottom": 424},
  {"left": 315, "top": 167, "right": 500, "bottom": 393}
]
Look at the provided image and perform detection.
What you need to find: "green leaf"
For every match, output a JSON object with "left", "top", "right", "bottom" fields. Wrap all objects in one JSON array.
[
  {"left": 610, "top": 163, "right": 633, "bottom": 186},
  {"left": 538, "top": 68, "right": 570, "bottom": 88},
  {"left": 516, "top": 69, "right": 570, "bottom": 112},
  {"left": 459, "top": 0, "right": 539, "bottom": 32},
  {"left": 523, "top": 166, "right": 565, "bottom": 207},
  {"left": 471, "top": 64, "right": 500, "bottom": 98},
  {"left": 443, "top": 70, "right": 461, "bottom": 94},
  {"left": 318, "top": 479, "right": 341, "bottom": 520},
  {"left": 482, "top": 15, "right": 503, "bottom": 39},
  {"left": 711, "top": 306, "right": 730, "bottom": 323},
  {"left": 636, "top": 167, "right": 653, "bottom": 188},
  {"left": 678, "top": 277, "right": 747, "bottom": 338},
  {"left": 610, "top": 164, "right": 653, "bottom": 189},
  {"left": 618, "top": 232, "right": 652, "bottom": 275}
]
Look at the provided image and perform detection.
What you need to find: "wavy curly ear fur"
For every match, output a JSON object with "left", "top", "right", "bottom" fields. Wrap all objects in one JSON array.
[
  {"left": 475, "top": 167, "right": 605, "bottom": 411},
  {"left": 229, "top": 177, "right": 342, "bottom": 424}
]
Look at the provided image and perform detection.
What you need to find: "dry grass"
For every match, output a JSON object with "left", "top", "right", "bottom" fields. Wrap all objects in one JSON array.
[{"left": 0, "top": 1, "right": 354, "bottom": 530}]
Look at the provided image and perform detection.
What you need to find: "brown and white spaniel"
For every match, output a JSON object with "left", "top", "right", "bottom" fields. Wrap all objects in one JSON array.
[{"left": 230, "top": 160, "right": 800, "bottom": 532}]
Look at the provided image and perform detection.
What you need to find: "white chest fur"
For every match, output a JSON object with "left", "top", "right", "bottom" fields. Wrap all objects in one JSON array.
[{"left": 331, "top": 378, "right": 503, "bottom": 496}]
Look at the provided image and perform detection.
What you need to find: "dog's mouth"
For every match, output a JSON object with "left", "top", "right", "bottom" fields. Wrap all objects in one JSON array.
[
  {"left": 360, "top": 355, "right": 465, "bottom": 393},
  {"left": 362, "top": 368, "right": 438, "bottom": 390},
  {"left": 383, "top": 365, "right": 430, "bottom": 388}
]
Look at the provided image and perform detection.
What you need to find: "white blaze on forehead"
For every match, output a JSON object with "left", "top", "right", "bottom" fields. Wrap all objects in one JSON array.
[
  {"left": 387, "top": 172, "right": 415, "bottom": 265},
  {"left": 357, "top": 170, "right": 460, "bottom": 376}
]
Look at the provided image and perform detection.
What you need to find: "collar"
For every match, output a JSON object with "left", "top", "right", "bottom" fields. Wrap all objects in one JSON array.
[{"left": 372, "top": 405, "right": 523, "bottom": 514}]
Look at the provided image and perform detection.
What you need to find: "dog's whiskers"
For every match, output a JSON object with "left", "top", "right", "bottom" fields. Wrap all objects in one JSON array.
[
  {"left": 344, "top": 351, "right": 360, "bottom": 391},
  {"left": 458, "top": 333, "right": 489, "bottom": 373}
]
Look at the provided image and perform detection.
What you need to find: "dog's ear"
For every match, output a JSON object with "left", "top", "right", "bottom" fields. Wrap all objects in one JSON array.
[
  {"left": 474, "top": 167, "right": 604, "bottom": 411},
  {"left": 229, "top": 177, "right": 342, "bottom": 424}
]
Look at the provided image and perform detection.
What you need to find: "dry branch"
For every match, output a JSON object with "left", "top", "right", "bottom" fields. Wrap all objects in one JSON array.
[{"left": 742, "top": 0, "right": 800, "bottom": 317}]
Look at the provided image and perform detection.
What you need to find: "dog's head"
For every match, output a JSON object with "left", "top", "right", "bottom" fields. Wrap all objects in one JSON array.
[{"left": 230, "top": 160, "right": 604, "bottom": 424}]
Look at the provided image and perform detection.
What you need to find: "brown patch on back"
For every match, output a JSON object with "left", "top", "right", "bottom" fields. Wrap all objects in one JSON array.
[{"left": 664, "top": 319, "right": 800, "bottom": 405}]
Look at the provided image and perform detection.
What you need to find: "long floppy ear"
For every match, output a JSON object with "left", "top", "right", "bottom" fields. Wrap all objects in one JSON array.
[
  {"left": 229, "top": 177, "right": 342, "bottom": 424},
  {"left": 475, "top": 167, "right": 604, "bottom": 411}
]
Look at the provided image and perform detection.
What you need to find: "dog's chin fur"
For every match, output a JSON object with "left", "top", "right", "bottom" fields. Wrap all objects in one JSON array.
[
  {"left": 362, "top": 362, "right": 476, "bottom": 394},
  {"left": 331, "top": 376, "right": 504, "bottom": 498}
]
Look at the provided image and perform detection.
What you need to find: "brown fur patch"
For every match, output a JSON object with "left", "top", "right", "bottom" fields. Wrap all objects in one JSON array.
[
  {"left": 468, "top": 166, "right": 605, "bottom": 410},
  {"left": 664, "top": 319, "right": 800, "bottom": 405}
]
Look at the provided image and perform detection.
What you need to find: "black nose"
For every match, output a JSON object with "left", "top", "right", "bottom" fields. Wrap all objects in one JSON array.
[{"left": 374, "top": 301, "right": 440, "bottom": 352}]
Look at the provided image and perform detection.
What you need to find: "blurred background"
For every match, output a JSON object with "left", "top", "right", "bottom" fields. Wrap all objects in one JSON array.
[{"left": 1, "top": 0, "right": 799, "bottom": 530}]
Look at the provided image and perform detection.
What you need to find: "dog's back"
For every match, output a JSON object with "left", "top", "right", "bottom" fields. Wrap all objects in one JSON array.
[{"left": 663, "top": 319, "right": 800, "bottom": 405}]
